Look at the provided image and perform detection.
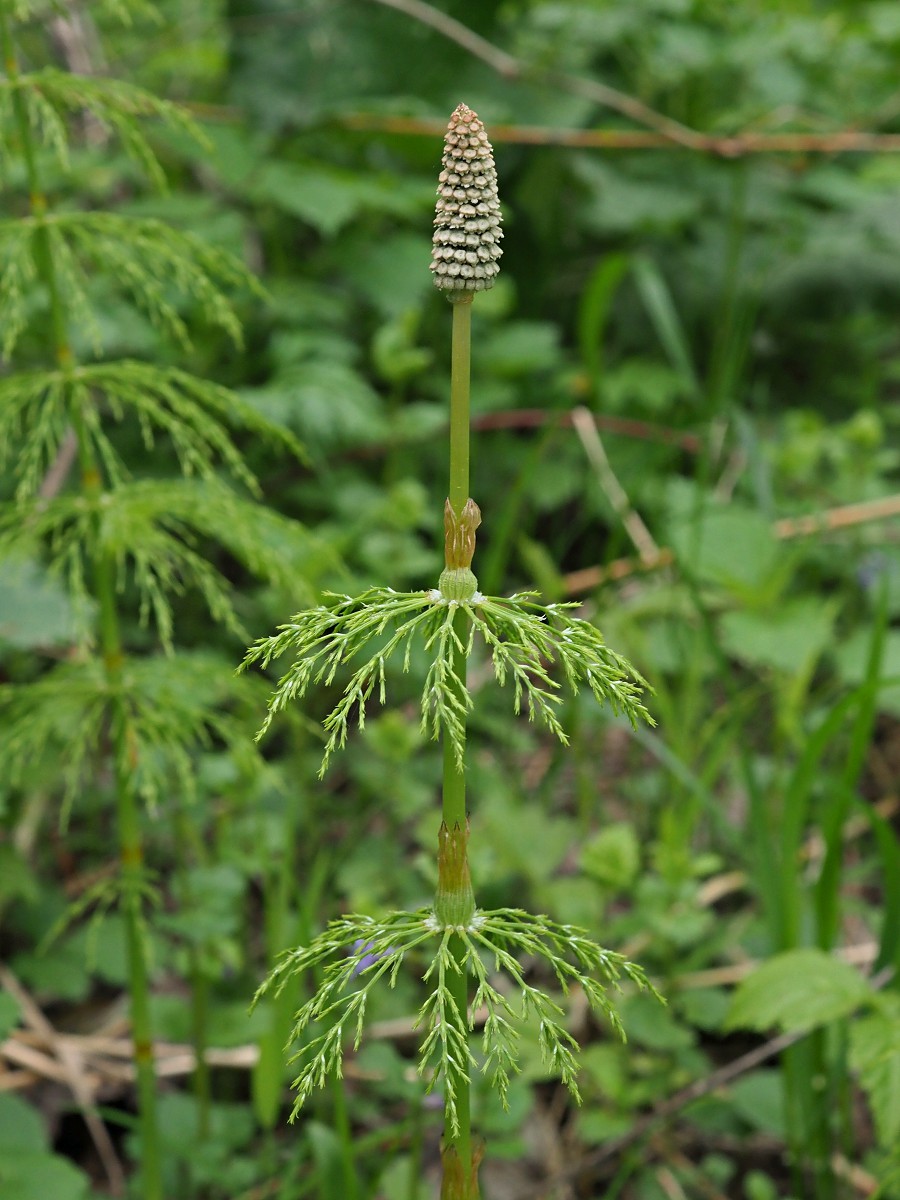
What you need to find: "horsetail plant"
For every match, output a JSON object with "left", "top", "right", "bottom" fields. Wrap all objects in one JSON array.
[
  {"left": 0, "top": 4, "right": 309, "bottom": 1197},
  {"left": 245, "top": 104, "right": 659, "bottom": 1197}
]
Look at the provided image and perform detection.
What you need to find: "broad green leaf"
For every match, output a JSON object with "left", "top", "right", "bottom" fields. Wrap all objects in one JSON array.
[
  {"left": 632, "top": 255, "right": 699, "bottom": 393},
  {"left": 12, "top": 942, "right": 91, "bottom": 1003},
  {"left": 667, "top": 505, "right": 781, "bottom": 595},
  {"left": 306, "top": 1121, "right": 347, "bottom": 1200},
  {"left": 728, "top": 1070, "right": 787, "bottom": 1136},
  {"left": 577, "top": 252, "right": 630, "bottom": 380},
  {"left": 251, "top": 162, "right": 430, "bottom": 237},
  {"left": 165, "top": 864, "right": 245, "bottom": 944},
  {"left": 0, "top": 845, "right": 38, "bottom": 906},
  {"left": 516, "top": 535, "right": 566, "bottom": 603},
  {"left": 0, "top": 558, "right": 91, "bottom": 649},
  {"left": 868, "top": 2, "right": 900, "bottom": 39},
  {"left": 156, "top": 1093, "right": 255, "bottom": 1156},
  {"left": 377, "top": 1156, "right": 417, "bottom": 1197},
  {"left": 372, "top": 313, "right": 431, "bottom": 385},
  {"left": 337, "top": 231, "right": 432, "bottom": 318},
  {"left": 576, "top": 159, "right": 700, "bottom": 236},
  {"left": 0, "top": 1092, "right": 46, "bottom": 1151},
  {"left": 477, "top": 322, "right": 562, "bottom": 377},
  {"left": 0, "top": 1153, "right": 90, "bottom": 1200},
  {"left": 0, "top": 989, "right": 20, "bottom": 1038},
  {"left": 849, "top": 1008, "right": 900, "bottom": 1145},
  {"left": 603, "top": 359, "right": 694, "bottom": 416},
  {"left": 579, "top": 1043, "right": 627, "bottom": 1101},
  {"left": 250, "top": 162, "right": 364, "bottom": 235},
  {"left": 616, "top": 990, "right": 694, "bottom": 1052},
  {"left": 478, "top": 787, "right": 577, "bottom": 883},
  {"left": 252, "top": 1013, "right": 287, "bottom": 1131},
  {"left": 243, "top": 362, "right": 384, "bottom": 449},
  {"left": 677, "top": 987, "right": 729, "bottom": 1033},
  {"left": 726, "top": 949, "right": 869, "bottom": 1034},
  {"left": 719, "top": 598, "right": 834, "bottom": 674},
  {"left": 581, "top": 822, "right": 640, "bottom": 891},
  {"left": 835, "top": 628, "right": 900, "bottom": 718}
]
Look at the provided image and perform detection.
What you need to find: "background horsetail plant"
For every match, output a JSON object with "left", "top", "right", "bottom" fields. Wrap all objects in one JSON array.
[
  {"left": 0, "top": 3, "right": 308, "bottom": 1197},
  {"left": 245, "top": 105, "right": 659, "bottom": 1198}
]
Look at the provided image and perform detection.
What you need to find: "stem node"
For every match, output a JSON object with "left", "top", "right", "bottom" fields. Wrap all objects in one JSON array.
[{"left": 435, "top": 820, "right": 475, "bottom": 929}]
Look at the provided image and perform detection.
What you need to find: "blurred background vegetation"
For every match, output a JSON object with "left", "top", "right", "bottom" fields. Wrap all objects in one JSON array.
[{"left": 2, "top": 0, "right": 900, "bottom": 1197}]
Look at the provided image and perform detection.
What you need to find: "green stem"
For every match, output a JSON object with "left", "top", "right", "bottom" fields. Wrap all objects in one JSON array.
[
  {"left": 0, "top": 10, "right": 163, "bottom": 1197},
  {"left": 110, "top": 702, "right": 164, "bottom": 1200},
  {"left": 330, "top": 1077, "right": 360, "bottom": 1200},
  {"left": 296, "top": 859, "right": 359, "bottom": 1200},
  {"left": 176, "top": 809, "right": 213, "bottom": 1140},
  {"left": 449, "top": 298, "right": 473, "bottom": 516},
  {"left": 190, "top": 951, "right": 212, "bottom": 1138},
  {"left": 0, "top": 6, "right": 71, "bottom": 369},
  {"left": 441, "top": 628, "right": 473, "bottom": 1186},
  {"left": 442, "top": 296, "right": 475, "bottom": 1193},
  {"left": 406, "top": 1083, "right": 425, "bottom": 1200}
]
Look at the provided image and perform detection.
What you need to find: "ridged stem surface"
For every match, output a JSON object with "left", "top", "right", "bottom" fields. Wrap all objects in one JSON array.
[
  {"left": 449, "top": 298, "right": 473, "bottom": 516},
  {"left": 441, "top": 296, "right": 475, "bottom": 1192}
]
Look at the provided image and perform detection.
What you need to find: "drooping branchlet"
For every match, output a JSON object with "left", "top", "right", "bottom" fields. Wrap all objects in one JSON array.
[{"left": 431, "top": 103, "right": 503, "bottom": 294}]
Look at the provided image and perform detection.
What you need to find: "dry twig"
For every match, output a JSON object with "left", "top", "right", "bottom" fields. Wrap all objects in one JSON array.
[
  {"left": 365, "top": 0, "right": 700, "bottom": 147},
  {"left": 0, "top": 965, "right": 127, "bottom": 1195},
  {"left": 571, "top": 405, "right": 659, "bottom": 564},
  {"left": 343, "top": 112, "right": 900, "bottom": 156}
]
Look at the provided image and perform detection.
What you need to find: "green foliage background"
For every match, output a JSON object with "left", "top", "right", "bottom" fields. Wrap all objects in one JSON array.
[{"left": 2, "top": 0, "right": 900, "bottom": 1197}]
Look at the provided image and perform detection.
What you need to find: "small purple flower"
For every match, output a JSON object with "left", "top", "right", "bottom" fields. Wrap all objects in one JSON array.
[
  {"left": 857, "top": 552, "right": 889, "bottom": 593},
  {"left": 350, "top": 938, "right": 392, "bottom": 976}
]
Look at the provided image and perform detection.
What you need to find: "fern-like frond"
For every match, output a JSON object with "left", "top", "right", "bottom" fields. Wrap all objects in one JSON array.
[
  {"left": 10, "top": 0, "right": 159, "bottom": 25},
  {"left": 0, "top": 650, "right": 263, "bottom": 823},
  {"left": 0, "top": 369, "right": 73, "bottom": 499},
  {"left": 0, "top": 360, "right": 305, "bottom": 500},
  {"left": 244, "top": 587, "right": 653, "bottom": 774},
  {"left": 121, "top": 650, "right": 264, "bottom": 809},
  {"left": 0, "top": 480, "right": 316, "bottom": 650},
  {"left": 0, "top": 69, "right": 203, "bottom": 184},
  {"left": 473, "top": 593, "right": 652, "bottom": 733},
  {"left": 0, "top": 213, "right": 261, "bottom": 356},
  {"left": 240, "top": 588, "right": 447, "bottom": 775},
  {"left": 0, "top": 659, "right": 109, "bottom": 825},
  {"left": 39, "top": 866, "right": 162, "bottom": 957},
  {"left": 0, "top": 215, "right": 39, "bottom": 359},
  {"left": 252, "top": 911, "right": 436, "bottom": 1120},
  {"left": 251, "top": 906, "right": 659, "bottom": 1133}
]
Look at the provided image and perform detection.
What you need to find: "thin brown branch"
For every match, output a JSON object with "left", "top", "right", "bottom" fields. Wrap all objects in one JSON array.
[
  {"left": 564, "top": 491, "right": 900, "bottom": 595},
  {"left": 341, "top": 112, "right": 900, "bottom": 156},
  {"left": 0, "top": 965, "right": 127, "bottom": 1196},
  {"left": 563, "top": 551, "right": 673, "bottom": 594},
  {"left": 774, "top": 493, "right": 900, "bottom": 539},
  {"left": 365, "top": 0, "right": 702, "bottom": 148},
  {"left": 367, "top": 0, "right": 519, "bottom": 79},
  {"left": 37, "top": 426, "right": 78, "bottom": 504},
  {"left": 471, "top": 408, "right": 703, "bottom": 452},
  {"left": 571, "top": 405, "right": 659, "bottom": 563},
  {"left": 50, "top": 3, "right": 109, "bottom": 147}
]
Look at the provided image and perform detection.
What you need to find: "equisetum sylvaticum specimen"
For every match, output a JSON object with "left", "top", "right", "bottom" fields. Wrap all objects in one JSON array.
[
  {"left": 0, "top": 3, "right": 308, "bottom": 1197},
  {"left": 244, "top": 103, "right": 658, "bottom": 1199}
]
